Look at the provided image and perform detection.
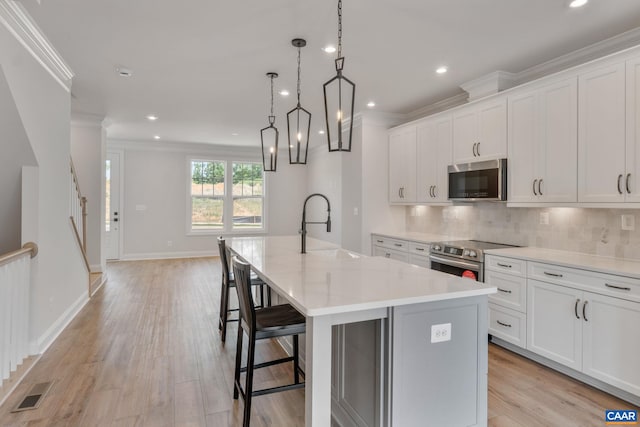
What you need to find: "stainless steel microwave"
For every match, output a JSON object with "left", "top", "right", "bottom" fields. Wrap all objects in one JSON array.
[{"left": 448, "top": 159, "right": 507, "bottom": 201}]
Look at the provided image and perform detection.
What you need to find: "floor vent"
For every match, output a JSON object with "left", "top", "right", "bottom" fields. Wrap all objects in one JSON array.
[{"left": 11, "top": 382, "right": 53, "bottom": 412}]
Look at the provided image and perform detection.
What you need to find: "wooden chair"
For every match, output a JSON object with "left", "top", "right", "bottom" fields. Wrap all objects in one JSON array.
[
  {"left": 217, "top": 236, "right": 267, "bottom": 342},
  {"left": 231, "top": 256, "right": 305, "bottom": 427}
]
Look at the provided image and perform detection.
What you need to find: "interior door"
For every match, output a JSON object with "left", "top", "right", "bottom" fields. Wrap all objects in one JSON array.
[{"left": 106, "top": 151, "right": 121, "bottom": 260}]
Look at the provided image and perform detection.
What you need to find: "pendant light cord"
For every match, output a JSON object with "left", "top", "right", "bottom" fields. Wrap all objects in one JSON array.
[
  {"left": 296, "top": 47, "right": 302, "bottom": 106},
  {"left": 269, "top": 74, "right": 275, "bottom": 125},
  {"left": 337, "top": 0, "right": 343, "bottom": 59}
]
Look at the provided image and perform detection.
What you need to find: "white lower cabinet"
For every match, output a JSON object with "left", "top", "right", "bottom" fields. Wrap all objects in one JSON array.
[
  {"left": 371, "top": 234, "right": 432, "bottom": 267},
  {"left": 527, "top": 277, "right": 640, "bottom": 397},
  {"left": 489, "top": 304, "right": 526, "bottom": 348},
  {"left": 372, "top": 245, "right": 409, "bottom": 263}
]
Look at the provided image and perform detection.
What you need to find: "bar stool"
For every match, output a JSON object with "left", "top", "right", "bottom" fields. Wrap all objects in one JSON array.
[
  {"left": 218, "top": 236, "right": 267, "bottom": 342},
  {"left": 231, "top": 256, "right": 305, "bottom": 427}
]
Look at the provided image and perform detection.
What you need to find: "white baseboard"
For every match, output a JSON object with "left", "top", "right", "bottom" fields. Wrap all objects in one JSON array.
[
  {"left": 90, "top": 264, "right": 103, "bottom": 273},
  {"left": 30, "top": 292, "right": 89, "bottom": 355},
  {"left": 120, "top": 250, "right": 217, "bottom": 261}
]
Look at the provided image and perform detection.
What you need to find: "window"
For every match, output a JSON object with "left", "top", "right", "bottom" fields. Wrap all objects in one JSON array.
[
  {"left": 232, "top": 162, "right": 263, "bottom": 229},
  {"left": 189, "top": 159, "right": 265, "bottom": 233}
]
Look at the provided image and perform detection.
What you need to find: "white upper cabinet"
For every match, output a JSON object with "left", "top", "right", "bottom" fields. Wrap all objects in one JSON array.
[
  {"left": 416, "top": 115, "right": 452, "bottom": 203},
  {"left": 508, "top": 77, "right": 578, "bottom": 203},
  {"left": 453, "top": 97, "right": 507, "bottom": 164},
  {"left": 626, "top": 56, "right": 640, "bottom": 203},
  {"left": 578, "top": 63, "right": 626, "bottom": 203},
  {"left": 389, "top": 126, "right": 417, "bottom": 203}
]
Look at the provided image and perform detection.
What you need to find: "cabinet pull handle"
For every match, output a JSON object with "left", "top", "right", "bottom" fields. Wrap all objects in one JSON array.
[
  {"left": 385, "top": 253, "right": 391, "bottom": 258},
  {"left": 416, "top": 247, "right": 425, "bottom": 251},
  {"left": 496, "top": 320, "right": 512, "bottom": 328},
  {"left": 398, "top": 188, "right": 402, "bottom": 198},
  {"left": 538, "top": 179, "right": 543, "bottom": 196},
  {"left": 431, "top": 185, "right": 436, "bottom": 198},
  {"left": 605, "top": 283, "right": 631, "bottom": 291},
  {"left": 574, "top": 298, "right": 581, "bottom": 319},
  {"left": 433, "top": 186, "right": 437, "bottom": 198},
  {"left": 497, "top": 262, "right": 512, "bottom": 268},
  {"left": 627, "top": 173, "right": 632, "bottom": 194},
  {"left": 582, "top": 300, "right": 589, "bottom": 322},
  {"left": 543, "top": 271, "right": 563, "bottom": 278},
  {"left": 376, "top": 240, "right": 384, "bottom": 243},
  {"left": 497, "top": 288, "right": 512, "bottom": 294},
  {"left": 472, "top": 142, "right": 477, "bottom": 157},
  {"left": 394, "top": 243, "right": 402, "bottom": 247},
  {"left": 533, "top": 179, "right": 538, "bottom": 196},
  {"left": 618, "top": 174, "right": 623, "bottom": 195},
  {"left": 477, "top": 142, "right": 480, "bottom": 156}
]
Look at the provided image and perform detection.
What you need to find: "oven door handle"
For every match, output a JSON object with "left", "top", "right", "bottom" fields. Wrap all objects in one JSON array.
[{"left": 429, "top": 254, "right": 480, "bottom": 271}]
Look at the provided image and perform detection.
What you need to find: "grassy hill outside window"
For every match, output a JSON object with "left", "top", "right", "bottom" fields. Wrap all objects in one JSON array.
[{"left": 189, "top": 159, "right": 265, "bottom": 232}]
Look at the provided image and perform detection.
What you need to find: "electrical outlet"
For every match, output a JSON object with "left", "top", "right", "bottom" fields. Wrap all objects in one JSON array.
[
  {"left": 540, "top": 212, "right": 549, "bottom": 225},
  {"left": 353, "top": 207, "right": 359, "bottom": 216},
  {"left": 430, "top": 323, "right": 452, "bottom": 343},
  {"left": 167, "top": 240, "right": 173, "bottom": 247},
  {"left": 622, "top": 214, "right": 635, "bottom": 231}
]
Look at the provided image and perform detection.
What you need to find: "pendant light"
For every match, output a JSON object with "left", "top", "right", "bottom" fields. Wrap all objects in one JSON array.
[
  {"left": 323, "top": 0, "right": 355, "bottom": 152},
  {"left": 261, "top": 72, "right": 279, "bottom": 172},
  {"left": 287, "top": 38, "right": 311, "bottom": 165}
]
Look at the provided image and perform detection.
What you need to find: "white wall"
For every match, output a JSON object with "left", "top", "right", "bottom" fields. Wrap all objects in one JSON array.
[
  {"left": 0, "top": 66, "right": 37, "bottom": 254},
  {"left": 0, "top": 21, "right": 87, "bottom": 353},
  {"left": 108, "top": 140, "right": 307, "bottom": 259},
  {"left": 306, "top": 145, "right": 343, "bottom": 245},
  {"left": 71, "top": 117, "right": 105, "bottom": 272}
]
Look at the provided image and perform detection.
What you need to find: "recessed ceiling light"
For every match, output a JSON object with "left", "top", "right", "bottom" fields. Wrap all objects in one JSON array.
[
  {"left": 116, "top": 67, "right": 133, "bottom": 77},
  {"left": 146, "top": 114, "right": 158, "bottom": 121},
  {"left": 323, "top": 46, "right": 336, "bottom": 53},
  {"left": 280, "top": 90, "right": 290, "bottom": 96},
  {"left": 319, "top": 130, "right": 325, "bottom": 135},
  {"left": 569, "top": 0, "right": 588, "bottom": 7},
  {"left": 367, "top": 101, "right": 376, "bottom": 108},
  {"left": 153, "top": 135, "right": 161, "bottom": 140},
  {"left": 232, "top": 133, "right": 239, "bottom": 136},
  {"left": 436, "top": 66, "right": 448, "bottom": 74}
]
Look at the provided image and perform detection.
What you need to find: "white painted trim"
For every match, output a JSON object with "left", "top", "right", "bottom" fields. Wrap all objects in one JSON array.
[
  {"left": 90, "top": 264, "right": 102, "bottom": 273},
  {"left": 406, "top": 92, "right": 468, "bottom": 122},
  {"left": 30, "top": 292, "right": 89, "bottom": 355},
  {"left": 71, "top": 113, "right": 105, "bottom": 128},
  {"left": 0, "top": 0, "right": 73, "bottom": 91},
  {"left": 0, "top": 353, "right": 42, "bottom": 409},
  {"left": 108, "top": 139, "right": 263, "bottom": 157},
  {"left": 90, "top": 274, "right": 107, "bottom": 297},
  {"left": 460, "top": 71, "right": 518, "bottom": 101},
  {"left": 120, "top": 250, "right": 217, "bottom": 261}
]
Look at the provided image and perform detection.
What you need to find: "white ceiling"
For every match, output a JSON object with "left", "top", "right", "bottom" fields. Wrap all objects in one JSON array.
[{"left": 20, "top": 0, "right": 640, "bottom": 147}]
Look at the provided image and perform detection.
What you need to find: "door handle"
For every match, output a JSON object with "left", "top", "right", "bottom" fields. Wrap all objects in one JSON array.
[
  {"left": 618, "top": 174, "right": 623, "bottom": 195},
  {"left": 429, "top": 185, "right": 434, "bottom": 198},
  {"left": 476, "top": 142, "right": 480, "bottom": 156},
  {"left": 627, "top": 173, "right": 631, "bottom": 194},
  {"left": 582, "top": 300, "right": 589, "bottom": 322},
  {"left": 472, "top": 143, "right": 477, "bottom": 157},
  {"left": 533, "top": 179, "right": 538, "bottom": 196},
  {"left": 433, "top": 186, "right": 437, "bottom": 198},
  {"left": 574, "top": 298, "right": 581, "bottom": 319},
  {"left": 538, "top": 179, "right": 543, "bottom": 196}
]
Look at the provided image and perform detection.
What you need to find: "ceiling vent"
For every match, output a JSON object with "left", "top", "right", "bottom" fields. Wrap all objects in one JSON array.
[{"left": 460, "top": 71, "right": 517, "bottom": 102}]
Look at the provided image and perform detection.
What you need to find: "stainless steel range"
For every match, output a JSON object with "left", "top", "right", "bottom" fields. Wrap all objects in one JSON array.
[{"left": 429, "top": 240, "right": 516, "bottom": 282}]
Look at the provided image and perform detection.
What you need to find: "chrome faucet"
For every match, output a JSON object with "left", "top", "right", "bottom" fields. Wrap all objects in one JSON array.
[{"left": 300, "top": 193, "right": 331, "bottom": 254}]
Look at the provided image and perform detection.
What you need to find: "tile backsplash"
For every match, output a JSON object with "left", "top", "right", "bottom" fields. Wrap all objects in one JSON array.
[{"left": 406, "top": 204, "right": 640, "bottom": 260}]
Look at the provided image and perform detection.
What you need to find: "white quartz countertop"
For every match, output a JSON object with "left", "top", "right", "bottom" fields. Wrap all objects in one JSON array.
[
  {"left": 485, "top": 246, "right": 640, "bottom": 279},
  {"left": 228, "top": 236, "right": 495, "bottom": 317},
  {"left": 371, "top": 231, "right": 467, "bottom": 244}
]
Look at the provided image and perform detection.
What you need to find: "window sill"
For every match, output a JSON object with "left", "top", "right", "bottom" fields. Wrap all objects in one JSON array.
[{"left": 187, "top": 229, "right": 268, "bottom": 237}]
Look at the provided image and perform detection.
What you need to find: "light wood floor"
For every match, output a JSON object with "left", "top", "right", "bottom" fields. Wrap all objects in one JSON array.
[{"left": 0, "top": 258, "right": 636, "bottom": 426}]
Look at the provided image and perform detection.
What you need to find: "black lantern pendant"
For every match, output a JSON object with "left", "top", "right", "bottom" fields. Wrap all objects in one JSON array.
[
  {"left": 287, "top": 38, "right": 311, "bottom": 165},
  {"left": 261, "top": 72, "right": 279, "bottom": 172},
  {"left": 323, "top": 0, "right": 355, "bottom": 152}
]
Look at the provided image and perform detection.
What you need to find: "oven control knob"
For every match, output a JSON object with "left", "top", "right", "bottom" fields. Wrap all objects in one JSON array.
[
  {"left": 469, "top": 250, "right": 478, "bottom": 258},
  {"left": 433, "top": 245, "right": 441, "bottom": 251}
]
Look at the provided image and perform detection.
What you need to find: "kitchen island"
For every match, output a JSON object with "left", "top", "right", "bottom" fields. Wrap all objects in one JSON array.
[{"left": 227, "top": 235, "right": 496, "bottom": 427}]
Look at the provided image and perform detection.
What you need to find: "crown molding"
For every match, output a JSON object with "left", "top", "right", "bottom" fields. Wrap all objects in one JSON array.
[
  {"left": 0, "top": 0, "right": 73, "bottom": 91},
  {"left": 107, "top": 138, "right": 262, "bottom": 158},
  {"left": 460, "top": 71, "right": 518, "bottom": 101},
  {"left": 406, "top": 92, "right": 468, "bottom": 122},
  {"left": 359, "top": 111, "right": 407, "bottom": 128},
  {"left": 516, "top": 26, "right": 640, "bottom": 85},
  {"left": 71, "top": 113, "right": 105, "bottom": 128}
]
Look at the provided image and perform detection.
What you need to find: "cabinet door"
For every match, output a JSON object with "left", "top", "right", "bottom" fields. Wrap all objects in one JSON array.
[
  {"left": 539, "top": 77, "right": 578, "bottom": 202},
  {"left": 452, "top": 107, "right": 477, "bottom": 164},
  {"left": 389, "top": 127, "right": 416, "bottom": 203},
  {"left": 626, "top": 56, "right": 640, "bottom": 202},
  {"left": 508, "top": 90, "right": 539, "bottom": 202},
  {"left": 578, "top": 63, "right": 626, "bottom": 203},
  {"left": 433, "top": 116, "right": 453, "bottom": 202},
  {"left": 416, "top": 121, "right": 438, "bottom": 203},
  {"left": 372, "top": 246, "right": 409, "bottom": 263},
  {"left": 527, "top": 279, "right": 582, "bottom": 371},
  {"left": 477, "top": 98, "right": 507, "bottom": 161},
  {"left": 582, "top": 292, "right": 640, "bottom": 396}
]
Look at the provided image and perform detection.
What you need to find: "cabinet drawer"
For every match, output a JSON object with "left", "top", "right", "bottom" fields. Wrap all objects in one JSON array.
[
  {"left": 528, "top": 262, "right": 640, "bottom": 303},
  {"left": 373, "top": 246, "right": 409, "bottom": 263},
  {"left": 489, "top": 304, "right": 526, "bottom": 348},
  {"left": 371, "top": 235, "right": 408, "bottom": 251},
  {"left": 486, "top": 255, "right": 526, "bottom": 276},
  {"left": 408, "top": 242, "right": 430, "bottom": 256},
  {"left": 486, "top": 270, "right": 527, "bottom": 313}
]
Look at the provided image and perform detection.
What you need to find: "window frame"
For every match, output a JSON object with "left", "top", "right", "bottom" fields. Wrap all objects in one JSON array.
[{"left": 186, "top": 157, "right": 267, "bottom": 235}]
